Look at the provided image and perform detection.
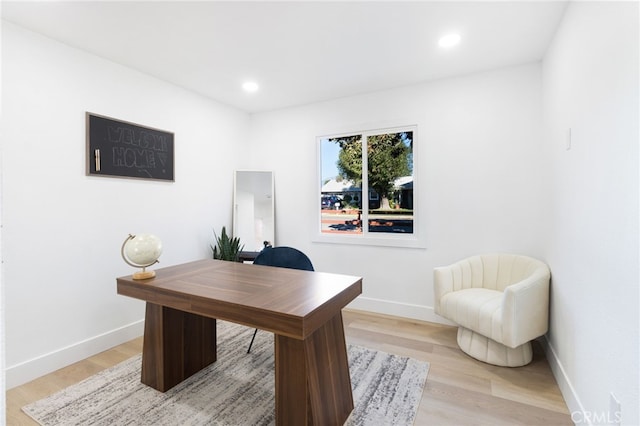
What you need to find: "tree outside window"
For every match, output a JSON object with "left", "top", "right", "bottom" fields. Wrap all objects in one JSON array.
[{"left": 320, "top": 127, "right": 414, "bottom": 236}]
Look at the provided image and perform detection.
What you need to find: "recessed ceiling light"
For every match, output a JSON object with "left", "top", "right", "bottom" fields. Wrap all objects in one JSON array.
[
  {"left": 242, "top": 81, "right": 259, "bottom": 93},
  {"left": 438, "top": 33, "right": 461, "bottom": 48}
]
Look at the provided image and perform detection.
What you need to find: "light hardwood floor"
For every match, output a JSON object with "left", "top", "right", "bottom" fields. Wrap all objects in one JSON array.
[
  {"left": 343, "top": 310, "right": 571, "bottom": 425},
  {"left": 6, "top": 310, "right": 572, "bottom": 425}
]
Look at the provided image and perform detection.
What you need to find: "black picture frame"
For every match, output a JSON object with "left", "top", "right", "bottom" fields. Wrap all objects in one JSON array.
[{"left": 86, "top": 112, "right": 175, "bottom": 181}]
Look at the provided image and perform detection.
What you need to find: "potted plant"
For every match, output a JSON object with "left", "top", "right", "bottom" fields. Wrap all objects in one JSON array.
[{"left": 211, "top": 226, "right": 244, "bottom": 261}]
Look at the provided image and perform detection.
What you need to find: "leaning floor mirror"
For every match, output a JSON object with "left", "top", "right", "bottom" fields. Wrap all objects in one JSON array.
[{"left": 233, "top": 170, "right": 275, "bottom": 252}]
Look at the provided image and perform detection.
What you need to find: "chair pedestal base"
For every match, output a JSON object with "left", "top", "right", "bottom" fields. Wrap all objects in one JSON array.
[{"left": 456, "top": 327, "right": 532, "bottom": 367}]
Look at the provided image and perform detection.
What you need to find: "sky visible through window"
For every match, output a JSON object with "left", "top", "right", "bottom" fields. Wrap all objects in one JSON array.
[{"left": 321, "top": 138, "right": 341, "bottom": 182}]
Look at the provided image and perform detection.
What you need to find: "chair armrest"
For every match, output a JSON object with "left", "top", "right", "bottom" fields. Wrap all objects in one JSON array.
[
  {"left": 433, "top": 266, "right": 455, "bottom": 315},
  {"left": 501, "top": 269, "right": 550, "bottom": 348}
]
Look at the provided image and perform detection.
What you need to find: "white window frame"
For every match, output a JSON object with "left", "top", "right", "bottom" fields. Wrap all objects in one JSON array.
[{"left": 314, "top": 125, "right": 425, "bottom": 248}]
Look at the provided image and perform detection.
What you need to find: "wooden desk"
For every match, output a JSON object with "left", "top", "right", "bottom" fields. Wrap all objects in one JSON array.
[{"left": 117, "top": 259, "right": 362, "bottom": 425}]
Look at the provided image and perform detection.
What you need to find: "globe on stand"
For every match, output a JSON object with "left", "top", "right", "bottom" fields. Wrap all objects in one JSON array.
[{"left": 121, "top": 233, "right": 162, "bottom": 280}]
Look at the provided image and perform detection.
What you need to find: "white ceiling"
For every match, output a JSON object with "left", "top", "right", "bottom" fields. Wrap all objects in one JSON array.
[{"left": 1, "top": 1, "right": 568, "bottom": 113}]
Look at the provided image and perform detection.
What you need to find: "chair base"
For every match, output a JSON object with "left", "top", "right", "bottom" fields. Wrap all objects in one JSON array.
[{"left": 456, "top": 327, "right": 532, "bottom": 367}]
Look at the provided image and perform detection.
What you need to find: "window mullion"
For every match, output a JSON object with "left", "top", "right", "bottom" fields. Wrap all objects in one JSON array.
[{"left": 361, "top": 134, "right": 369, "bottom": 234}]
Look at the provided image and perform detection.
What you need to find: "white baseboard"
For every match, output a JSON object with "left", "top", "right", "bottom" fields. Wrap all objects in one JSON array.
[
  {"left": 540, "top": 335, "right": 585, "bottom": 425},
  {"left": 347, "top": 296, "right": 454, "bottom": 325},
  {"left": 6, "top": 319, "right": 144, "bottom": 390}
]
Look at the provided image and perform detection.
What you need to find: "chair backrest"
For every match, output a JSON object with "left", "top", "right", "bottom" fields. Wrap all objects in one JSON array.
[
  {"left": 448, "top": 253, "right": 549, "bottom": 292},
  {"left": 252, "top": 246, "right": 314, "bottom": 271}
]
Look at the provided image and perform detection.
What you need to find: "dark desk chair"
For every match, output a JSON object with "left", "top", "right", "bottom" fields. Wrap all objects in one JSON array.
[{"left": 247, "top": 246, "right": 314, "bottom": 353}]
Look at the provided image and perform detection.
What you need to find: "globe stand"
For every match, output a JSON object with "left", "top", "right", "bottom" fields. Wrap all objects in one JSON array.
[
  {"left": 133, "top": 267, "right": 156, "bottom": 280},
  {"left": 121, "top": 234, "right": 161, "bottom": 280}
]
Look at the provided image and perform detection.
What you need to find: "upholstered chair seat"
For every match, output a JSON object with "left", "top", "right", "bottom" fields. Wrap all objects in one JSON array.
[{"left": 434, "top": 254, "right": 550, "bottom": 367}]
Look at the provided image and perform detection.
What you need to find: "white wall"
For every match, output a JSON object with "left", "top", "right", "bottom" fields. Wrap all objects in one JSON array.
[
  {"left": 1, "top": 22, "right": 249, "bottom": 388},
  {"left": 542, "top": 2, "right": 639, "bottom": 425},
  {"left": 247, "top": 62, "right": 546, "bottom": 322}
]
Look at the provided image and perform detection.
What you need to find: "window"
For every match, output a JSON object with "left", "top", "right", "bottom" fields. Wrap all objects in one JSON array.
[{"left": 319, "top": 126, "right": 418, "bottom": 246}]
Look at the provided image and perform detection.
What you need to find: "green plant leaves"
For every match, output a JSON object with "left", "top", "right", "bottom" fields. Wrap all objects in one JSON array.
[{"left": 211, "top": 226, "right": 244, "bottom": 261}]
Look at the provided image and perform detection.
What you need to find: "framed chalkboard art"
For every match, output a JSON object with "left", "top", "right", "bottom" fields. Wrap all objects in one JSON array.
[{"left": 86, "top": 113, "right": 175, "bottom": 181}]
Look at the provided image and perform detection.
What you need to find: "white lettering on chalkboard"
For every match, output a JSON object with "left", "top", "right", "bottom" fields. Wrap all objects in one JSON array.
[
  {"left": 107, "top": 126, "right": 169, "bottom": 152},
  {"left": 112, "top": 147, "right": 158, "bottom": 168},
  {"left": 107, "top": 125, "right": 170, "bottom": 171}
]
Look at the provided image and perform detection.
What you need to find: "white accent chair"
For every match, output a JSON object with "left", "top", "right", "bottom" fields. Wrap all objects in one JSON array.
[{"left": 434, "top": 254, "right": 550, "bottom": 367}]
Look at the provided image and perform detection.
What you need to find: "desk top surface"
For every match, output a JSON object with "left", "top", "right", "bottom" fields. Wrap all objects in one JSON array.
[{"left": 117, "top": 259, "right": 362, "bottom": 339}]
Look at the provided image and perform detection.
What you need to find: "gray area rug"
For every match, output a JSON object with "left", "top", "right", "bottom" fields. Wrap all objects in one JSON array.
[{"left": 23, "top": 321, "right": 429, "bottom": 425}]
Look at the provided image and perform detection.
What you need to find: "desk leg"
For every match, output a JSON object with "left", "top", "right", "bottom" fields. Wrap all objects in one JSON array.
[
  {"left": 141, "top": 303, "right": 217, "bottom": 392},
  {"left": 275, "top": 312, "right": 353, "bottom": 426}
]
